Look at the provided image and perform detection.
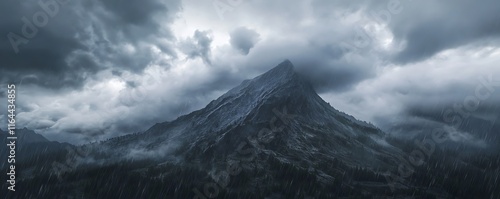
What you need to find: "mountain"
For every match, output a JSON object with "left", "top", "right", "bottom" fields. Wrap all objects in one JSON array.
[
  {"left": 90, "top": 60, "right": 418, "bottom": 197},
  {"left": 3, "top": 60, "right": 498, "bottom": 198},
  {"left": 0, "top": 127, "right": 49, "bottom": 144},
  {"left": 98, "top": 61, "right": 407, "bottom": 172},
  {"left": 0, "top": 128, "right": 72, "bottom": 187}
]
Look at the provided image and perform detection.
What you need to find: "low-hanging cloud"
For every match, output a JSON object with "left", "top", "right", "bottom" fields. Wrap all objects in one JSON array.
[
  {"left": 229, "top": 27, "right": 260, "bottom": 55},
  {"left": 179, "top": 30, "right": 213, "bottom": 65}
]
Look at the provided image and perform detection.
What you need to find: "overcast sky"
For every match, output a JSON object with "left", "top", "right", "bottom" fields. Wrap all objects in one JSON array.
[{"left": 1, "top": 0, "right": 500, "bottom": 145}]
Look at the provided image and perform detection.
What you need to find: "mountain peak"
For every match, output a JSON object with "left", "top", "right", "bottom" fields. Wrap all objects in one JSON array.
[
  {"left": 271, "top": 59, "right": 294, "bottom": 72},
  {"left": 0, "top": 128, "right": 50, "bottom": 145},
  {"left": 256, "top": 59, "right": 297, "bottom": 82},
  {"left": 239, "top": 60, "right": 307, "bottom": 96},
  {"left": 222, "top": 60, "right": 303, "bottom": 98}
]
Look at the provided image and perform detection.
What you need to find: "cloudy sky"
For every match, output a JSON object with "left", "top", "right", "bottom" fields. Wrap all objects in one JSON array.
[{"left": 1, "top": 0, "right": 500, "bottom": 145}]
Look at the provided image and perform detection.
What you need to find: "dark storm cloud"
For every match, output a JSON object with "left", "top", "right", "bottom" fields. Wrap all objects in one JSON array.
[
  {"left": 392, "top": 0, "right": 500, "bottom": 63},
  {"left": 2, "top": 0, "right": 500, "bottom": 145},
  {"left": 351, "top": 0, "right": 500, "bottom": 145},
  {"left": 309, "top": 0, "right": 500, "bottom": 64},
  {"left": 0, "top": 0, "right": 87, "bottom": 88},
  {"left": 111, "top": 70, "right": 123, "bottom": 76},
  {"left": 229, "top": 27, "right": 260, "bottom": 55},
  {"left": 196, "top": 0, "right": 390, "bottom": 93},
  {"left": 0, "top": 0, "right": 180, "bottom": 89},
  {"left": 385, "top": 0, "right": 500, "bottom": 64},
  {"left": 179, "top": 30, "right": 213, "bottom": 64},
  {"left": 0, "top": 0, "right": 182, "bottom": 143},
  {"left": 98, "top": 0, "right": 166, "bottom": 25},
  {"left": 294, "top": 0, "right": 500, "bottom": 147},
  {"left": 126, "top": 81, "right": 139, "bottom": 88},
  {"left": 347, "top": 62, "right": 500, "bottom": 148}
]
